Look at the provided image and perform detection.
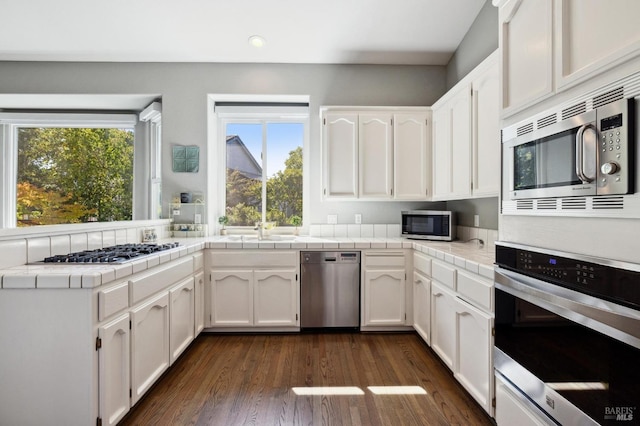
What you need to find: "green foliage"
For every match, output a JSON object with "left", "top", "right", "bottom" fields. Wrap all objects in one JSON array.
[
  {"left": 17, "top": 127, "right": 134, "bottom": 226},
  {"left": 226, "top": 146, "right": 303, "bottom": 227}
]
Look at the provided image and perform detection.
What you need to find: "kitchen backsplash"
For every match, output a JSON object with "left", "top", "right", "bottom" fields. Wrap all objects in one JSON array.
[
  {"left": 0, "top": 222, "right": 170, "bottom": 269},
  {"left": 308, "top": 223, "right": 497, "bottom": 253}
]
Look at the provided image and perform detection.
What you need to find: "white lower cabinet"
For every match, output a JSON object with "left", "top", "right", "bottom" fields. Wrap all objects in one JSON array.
[
  {"left": 417, "top": 249, "right": 495, "bottom": 417},
  {"left": 254, "top": 269, "right": 298, "bottom": 326},
  {"left": 455, "top": 296, "right": 493, "bottom": 414},
  {"left": 363, "top": 269, "right": 406, "bottom": 326},
  {"left": 210, "top": 270, "right": 254, "bottom": 326},
  {"left": 207, "top": 250, "right": 299, "bottom": 330},
  {"left": 98, "top": 313, "right": 130, "bottom": 426},
  {"left": 130, "top": 291, "right": 170, "bottom": 405},
  {"left": 210, "top": 269, "right": 298, "bottom": 327},
  {"left": 169, "top": 277, "right": 195, "bottom": 364},
  {"left": 362, "top": 251, "right": 408, "bottom": 328},
  {"left": 194, "top": 270, "right": 205, "bottom": 335},
  {"left": 430, "top": 281, "right": 457, "bottom": 370},
  {"left": 412, "top": 270, "right": 431, "bottom": 344}
]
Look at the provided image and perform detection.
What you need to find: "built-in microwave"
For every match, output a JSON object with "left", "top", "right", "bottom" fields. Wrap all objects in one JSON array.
[
  {"left": 401, "top": 210, "right": 456, "bottom": 241},
  {"left": 503, "top": 98, "right": 635, "bottom": 201}
]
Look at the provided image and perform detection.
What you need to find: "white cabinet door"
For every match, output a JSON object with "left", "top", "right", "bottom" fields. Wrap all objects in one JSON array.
[
  {"left": 169, "top": 277, "right": 195, "bottom": 364},
  {"left": 455, "top": 297, "right": 494, "bottom": 415},
  {"left": 98, "top": 313, "right": 130, "bottom": 426},
  {"left": 432, "top": 105, "right": 451, "bottom": 199},
  {"left": 555, "top": 0, "right": 640, "bottom": 90},
  {"left": 194, "top": 271, "right": 205, "bottom": 336},
  {"left": 413, "top": 271, "right": 431, "bottom": 345},
  {"left": 130, "top": 292, "right": 170, "bottom": 405},
  {"left": 254, "top": 269, "right": 298, "bottom": 327},
  {"left": 430, "top": 281, "right": 457, "bottom": 370},
  {"left": 363, "top": 269, "right": 405, "bottom": 326},
  {"left": 450, "top": 85, "right": 472, "bottom": 199},
  {"left": 499, "top": 0, "right": 554, "bottom": 114},
  {"left": 359, "top": 113, "right": 393, "bottom": 199},
  {"left": 323, "top": 113, "right": 358, "bottom": 198},
  {"left": 472, "top": 58, "right": 500, "bottom": 197},
  {"left": 394, "top": 113, "right": 430, "bottom": 200},
  {"left": 210, "top": 270, "right": 253, "bottom": 326}
]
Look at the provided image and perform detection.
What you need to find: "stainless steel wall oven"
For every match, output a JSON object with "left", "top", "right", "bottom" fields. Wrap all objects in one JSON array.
[{"left": 494, "top": 242, "right": 640, "bottom": 425}]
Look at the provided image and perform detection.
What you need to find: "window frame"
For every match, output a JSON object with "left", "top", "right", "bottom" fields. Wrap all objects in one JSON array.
[
  {"left": 0, "top": 112, "right": 138, "bottom": 228},
  {"left": 209, "top": 97, "right": 310, "bottom": 234}
]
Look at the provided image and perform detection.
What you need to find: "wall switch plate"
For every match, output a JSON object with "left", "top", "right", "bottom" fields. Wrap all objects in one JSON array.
[
  {"left": 474, "top": 215, "right": 480, "bottom": 227},
  {"left": 327, "top": 215, "right": 338, "bottom": 224},
  {"left": 355, "top": 214, "right": 362, "bottom": 224},
  {"left": 194, "top": 214, "right": 202, "bottom": 224}
]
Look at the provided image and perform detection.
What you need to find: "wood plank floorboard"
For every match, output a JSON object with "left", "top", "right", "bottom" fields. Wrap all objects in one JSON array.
[{"left": 119, "top": 332, "right": 494, "bottom": 426}]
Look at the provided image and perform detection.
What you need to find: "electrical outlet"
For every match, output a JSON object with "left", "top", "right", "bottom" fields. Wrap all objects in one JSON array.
[
  {"left": 355, "top": 214, "right": 362, "bottom": 224},
  {"left": 327, "top": 214, "right": 338, "bottom": 224},
  {"left": 474, "top": 215, "right": 480, "bottom": 227},
  {"left": 194, "top": 214, "right": 202, "bottom": 224}
]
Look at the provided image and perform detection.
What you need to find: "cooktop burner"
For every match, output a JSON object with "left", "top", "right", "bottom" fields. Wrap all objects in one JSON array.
[{"left": 42, "top": 242, "right": 180, "bottom": 264}]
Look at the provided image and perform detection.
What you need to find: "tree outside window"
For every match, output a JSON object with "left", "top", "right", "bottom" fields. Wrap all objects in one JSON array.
[
  {"left": 225, "top": 122, "right": 303, "bottom": 227},
  {"left": 17, "top": 127, "right": 134, "bottom": 226}
]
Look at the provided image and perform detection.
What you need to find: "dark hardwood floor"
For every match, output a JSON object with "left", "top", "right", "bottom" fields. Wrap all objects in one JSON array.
[{"left": 119, "top": 332, "right": 494, "bottom": 426}]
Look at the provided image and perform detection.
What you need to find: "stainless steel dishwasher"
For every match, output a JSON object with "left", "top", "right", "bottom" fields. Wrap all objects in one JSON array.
[{"left": 300, "top": 251, "right": 360, "bottom": 329}]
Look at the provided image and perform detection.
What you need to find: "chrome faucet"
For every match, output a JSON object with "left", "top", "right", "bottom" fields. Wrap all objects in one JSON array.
[{"left": 254, "top": 222, "right": 263, "bottom": 240}]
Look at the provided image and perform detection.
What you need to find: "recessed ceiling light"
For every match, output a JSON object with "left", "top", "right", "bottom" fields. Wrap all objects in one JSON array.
[{"left": 248, "top": 35, "right": 266, "bottom": 48}]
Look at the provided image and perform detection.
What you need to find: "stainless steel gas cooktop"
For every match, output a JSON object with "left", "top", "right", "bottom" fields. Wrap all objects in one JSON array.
[{"left": 41, "top": 242, "right": 180, "bottom": 264}]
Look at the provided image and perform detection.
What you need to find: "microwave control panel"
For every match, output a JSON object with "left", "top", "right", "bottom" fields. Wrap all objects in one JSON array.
[{"left": 596, "top": 98, "right": 635, "bottom": 195}]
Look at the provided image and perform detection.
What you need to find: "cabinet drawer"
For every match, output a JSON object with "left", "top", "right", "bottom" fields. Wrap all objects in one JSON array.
[
  {"left": 413, "top": 252, "right": 431, "bottom": 275},
  {"left": 209, "top": 250, "right": 297, "bottom": 268},
  {"left": 457, "top": 270, "right": 493, "bottom": 312},
  {"left": 432, "top": 260, "right": 456, "bottom": 289},
  {"left": 364, "top": 251, "right": 405, "bottom": 267},
  {"left": 98, "top": 281, "right": 129, "bottom": 321},
  {"left": 193, "top": 252, "right": 204, "bottom": 270},
  {"left": 130, "top": 256, "right": 194, "bottom": 304}
]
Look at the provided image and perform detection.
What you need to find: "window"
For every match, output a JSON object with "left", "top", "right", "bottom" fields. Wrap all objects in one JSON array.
[
  {"left": 1, "top": 113, "right": 138, "bottom": 228},
  {"left": 215, "top": 103, "right": 308, "bottom": 229}
]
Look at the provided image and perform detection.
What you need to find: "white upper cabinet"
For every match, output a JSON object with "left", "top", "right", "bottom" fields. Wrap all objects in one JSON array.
[
  {"left": 359, "top": 113, "right": 393, "bottom": 199},
  {"left": 323, "top": 112, "right": 359, "bottom": 198},
  {"left": 555, "top": 0, "right": 640, "bottom": 90},
  {"left": 496, "top": 0, "right": 640, "bottom": 117},
  {"left": 472, "top": 57, "right": 501, "bottom": 197},
  {"left": 394, "top": 113, "right": 430, "bottom": 200},
  {"left": 432, "top": 52, "right": 500, "bottom": 200},
  {"left": 498, "top": 0, "right": 554, "bottom": 115},
  {"left": 322, "top": 108, "right": 430, "bottom": 201},
  {"left": 450, "top": 86, "right": 472, "bottom": 199}
]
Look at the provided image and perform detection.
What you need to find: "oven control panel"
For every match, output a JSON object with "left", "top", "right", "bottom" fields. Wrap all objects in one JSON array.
[{"left": 496, "top": 244, "right": 640, "bottom": 311}]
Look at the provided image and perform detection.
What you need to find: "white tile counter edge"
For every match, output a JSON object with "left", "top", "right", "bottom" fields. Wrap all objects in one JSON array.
[{"left": 0, "top": 237, "right": 495, "bottom": 289}]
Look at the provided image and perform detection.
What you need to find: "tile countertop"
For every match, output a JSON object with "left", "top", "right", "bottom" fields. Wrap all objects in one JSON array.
[{"left": 0, "top": 237, "right": 495, "bottom": 289}]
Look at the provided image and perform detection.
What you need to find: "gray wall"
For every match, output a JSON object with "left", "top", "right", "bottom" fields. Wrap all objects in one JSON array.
[
  {"left": 445, "top": 0, "right": 498, "bottom": 90},
  {"left": 0, "top": 61, "right": 447, "bottom": 226}
]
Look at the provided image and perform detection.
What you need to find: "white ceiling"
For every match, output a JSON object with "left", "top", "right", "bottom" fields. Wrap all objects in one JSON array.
[{"left": 0, "top": 0, "right": 486, "bottom": 65}]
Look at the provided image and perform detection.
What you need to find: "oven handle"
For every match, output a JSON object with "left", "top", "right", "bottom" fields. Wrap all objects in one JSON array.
[
  {"left": 575, "top": 123, "right": 597, "bottom": 183},
  {"left": 495, "top": 266, "right": 640, "bottom": 349}
]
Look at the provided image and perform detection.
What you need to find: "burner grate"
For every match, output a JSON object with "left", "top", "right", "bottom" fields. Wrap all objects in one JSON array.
[{"left": 43, "top": 242, "right": 180, "bottom": 264}]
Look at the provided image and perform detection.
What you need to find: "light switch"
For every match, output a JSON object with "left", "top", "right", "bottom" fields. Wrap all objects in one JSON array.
[
  {"left": 327, "top": 215, "right": 338, "bottom": 224},
  {"left": 355, "top": 214, "right": 362, "bottom": 224}
]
